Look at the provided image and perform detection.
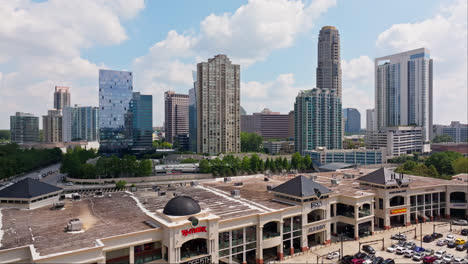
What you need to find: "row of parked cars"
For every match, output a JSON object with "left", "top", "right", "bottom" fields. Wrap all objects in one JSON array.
[{"left": 339, "top": 251, "right": 395, "bottom": 264}]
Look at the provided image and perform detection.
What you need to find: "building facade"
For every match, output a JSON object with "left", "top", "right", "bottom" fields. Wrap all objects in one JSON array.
[
  {"left": 196, "top": 55, "right": 240, "bottom": 154},
  {"left": 10, "top": 112, "right": 39, "bottom": 143},
  {"left": 366, "top": 126, "right": 426, "bottom": 157},
  {"left": 304, "top": 148, "right": 385, "bottom": 166},
  {"left": 241, "top": 109, "right": 292, "bottom": 140},
  {"left": 43, "top": 109, "right": 62, "bottom": 143},
  {"left": 294, "top": 88, "right": 342, "bottom": 154},
  {"left": 53, "top": 86, "right": 71, "bottom": 111},
  {"left": 165, "top": 91, "right": 189, "bottom": 144},
  {"left": 98, "top": 69, "right": 133, "bottom": 152},
  {"left": 343, "top": 108, "right": 361, "bottom": 134},
  {"left": 131, "top": 92, "right": 153, "bottom": 150},
  {"left": 433, "top": 121, "right": 468, "bottom": 143},
  {"left": 62, "top": 106, "right": 99, "bottom": 142},
  {"left": 189, "top": 87, "right": 197, "bottom": 153},
  {"left": 375, "top": 48, "right": 433, "bottom": 142},
  {"left": 316, "top": 26, "right": 342, "bottom": 98}
]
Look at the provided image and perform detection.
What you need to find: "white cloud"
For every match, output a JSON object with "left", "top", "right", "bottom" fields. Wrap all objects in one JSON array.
[
  {"left": 341, "top": 56, "right": 373, "bottom": 85},
  {"left": 376, "top": 0, "right": 467, "bottom": 125},
  {"left": 0, "top": 0, "right": 144, "bottom": 128}
]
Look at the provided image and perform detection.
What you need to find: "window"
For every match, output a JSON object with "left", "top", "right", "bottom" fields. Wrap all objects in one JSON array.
[{"left": 379, "top": 198, "right": 383, "bottom": 209}]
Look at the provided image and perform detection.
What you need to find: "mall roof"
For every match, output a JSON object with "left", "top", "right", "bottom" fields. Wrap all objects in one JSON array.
[
  {"left": 272, "top": 175, "right": 332, "bottom": 198},
  {"left": 319, "top": 162, "right": 355, "bottom": 172},
  {"left": 357, "top": 168, "right": 411, "bottom": 186},
  {"left": 0, "top": 178, "right": 62, "bottom": 199}
]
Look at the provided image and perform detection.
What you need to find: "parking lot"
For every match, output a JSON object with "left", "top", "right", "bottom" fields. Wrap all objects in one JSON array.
[{"left": 282, "top": 221, "right": 468, "bottom": 263}]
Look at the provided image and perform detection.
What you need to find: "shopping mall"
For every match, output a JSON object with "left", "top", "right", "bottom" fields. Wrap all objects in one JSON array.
[{"left": 0, "top": 168, "right": 466, "bottom": 264}]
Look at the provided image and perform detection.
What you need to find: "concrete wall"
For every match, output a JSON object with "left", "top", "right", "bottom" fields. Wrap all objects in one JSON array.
[{"left": 65, "top": 173, "right": 214, "bottom": 184}]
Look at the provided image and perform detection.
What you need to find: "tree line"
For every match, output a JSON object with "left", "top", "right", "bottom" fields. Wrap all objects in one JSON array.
[
  {"left": 198, "top": 152, "right": 314, "bottom": 177},
  {"left": 60, "top": 148, "right": 153, "bottom": 179},
  {"left": 0, "top": 143, "right": 62, "bottom": 180},
  {"left": 395, "top": 151, "right": 467, "bottom": 179}
]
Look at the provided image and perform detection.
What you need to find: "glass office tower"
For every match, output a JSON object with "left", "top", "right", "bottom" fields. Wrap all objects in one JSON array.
[
  {"left": 130, "top": 92, "right": 153, "bottom": 150},
  {"left": 99, "top": 69, "right": 133, "bottom": 152}
]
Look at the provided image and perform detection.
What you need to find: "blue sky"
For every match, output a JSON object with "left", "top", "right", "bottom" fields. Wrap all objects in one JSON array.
[{"left": 0, "top": 0, "right": 466, "bottom": 129}]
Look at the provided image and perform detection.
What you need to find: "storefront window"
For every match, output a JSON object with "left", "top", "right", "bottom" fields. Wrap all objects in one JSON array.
[
  {"left": 293, "top": 215, "right": 302, "bottom": 230},
  {"left": 232, "top": 228, "right": 243, "bottom": 246},
  {"left": 245, "top": 226, "right": 256, "bottom": 243},
  {"left": 219, "top": 232, "right": 230, "bottom": 249},
  {"left": 283, "top": 218, "right": 291, "bottom": 233}
]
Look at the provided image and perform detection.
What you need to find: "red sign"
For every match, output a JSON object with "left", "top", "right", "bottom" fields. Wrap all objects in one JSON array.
[
  {"left": 390, "top": 208, "right": 407, "bottom": 215},
  {"left": 181, "top": 226, "right": 207, "bottom": 236}
]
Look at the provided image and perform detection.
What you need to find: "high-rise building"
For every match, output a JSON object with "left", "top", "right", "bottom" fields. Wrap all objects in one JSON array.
[
  {"left": 366, "top": 109, "right": 377, "bottom": 132},
  {"left": 294, "top": 88, "right": 342, "bottom": 154},
  {"left": 240, "top": 109, "right": 292, "bottom": 139},
  {"left": 375, "top": 48, "right": 433, "bottom": 142},
  {"left": 10, "top": 112, "right": 39, "bottom": 143},
  {"left": 188, "top": 87, "right": 197, "bottom": 153},
  {"left": 62, "top": 106, "right": 99, "bottom": 142},
  {"left": 197, "top": 55, "right": 240, "bottom": 154},
  {"left": 164, "top": 91, "right": 189, "bottom": 144},
  {"left": 98, "top": 69, "right": 133, "bottom": 152},
  {"left": 53, "top": 86, "right": 71, "bottom": 110},
  {"left": 317, "top": 26, "right": 342, "bottom": 98},
  {"left": 130, "top": 92, "right": 153, "bottom": 150},
  {"left": 433, "top": 121, "right": 468, "bottom": 143},
  {"left": 366, "top": 126, "right": 423, "bottom": 157},
  {"left": 343, "top": 108, "right": 361, "bottom": 134},
  {"left": 43, "top": 109, "right": 62, "bottom": 143}
]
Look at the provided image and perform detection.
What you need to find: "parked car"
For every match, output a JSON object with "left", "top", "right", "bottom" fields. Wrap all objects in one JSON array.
[
  {"left": 456, "top": 243, "right": 468, "bottom": 251},
  {"left": 362, "top": 245, "right": 375, "bottom": 254},
  {"left": 432, "top": 233, "right": 443, "bottom": 239},
  {"left": 453, "top": 257, "right": 465, "bottom": 263},
  {"left": 413, "top": 246, "right": 425, "bottom": 253},
  {"left": 423, "top": 256, "right": 437, "bottom": 264},
  {"left": 452, "top": 219, "right": 468, "bottom": 226},
  {"left": 341, "top": 255, "right": 354, "bottom": 264},
  {"left": 424, "top": 235, "right": 435, "bottom": 243},
  {"left": 404, "top": 250, "right": 414, "bottom": 258},
  {"left": 381, "top": 259, "right": 395, "bottom": 264},
  {"left": 446, "top": 234, "right": 455, "bottom": 242},
  {"left": 424, "top": 248, "right": 434, "bottom": 256},
  {"left": 436, "top": 239, "right": 448, "bottom": 246},
  {"left": 413, "top": 252, "right": 426, "bottom": 261},
  {"left": 434, "top": 250, "right": 445, "bottom": 259},
  {"left": 405, "top": 241, "right": 416, "bottom": 249},
  {"left": 396, "top": 247, "right": 406, "bottom": 255},
  {"left": 447, "top": 241, "right": 456, "bottom": 248},
  {"left": 372, "top": 256, "right": 384, "bottom": 264},
  {"left": 354, "top": 252, "right": 368, "bottom": 259},
  {"left": 386, "top": 244, "right": 398, "bottom": 253},
  {"left": 351, "top": 259, "right": 364, "bottom": 264},
  {"left": 455, "top": 238, "right": 466, "bottom": 244},
  {"left": 391, "top": 234, "right": 407, "bottom": 241},
  {"left": 327, "top": 251, "right": 340, "bottom": 259},
  {"left": 442, "top": 253, "right": 454, "bottom": 262},
  {"left": 461, "top": 229, "right": 468, "bottom": 236}
]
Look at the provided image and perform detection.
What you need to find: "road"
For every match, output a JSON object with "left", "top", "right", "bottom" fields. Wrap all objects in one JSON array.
[{"left": 0, "top": 163, "right": 63, "bottom": 189}]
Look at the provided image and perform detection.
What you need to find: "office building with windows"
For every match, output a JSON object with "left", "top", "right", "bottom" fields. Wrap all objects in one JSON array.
[
  {"left": 62, "top": 106, "right": 99, "bottom": 142},
  {"left": 43, "top": 109, "right": 62, "bottom": 143},
  {"left": 343, "top": 108, "right": 361, "bottom": 134},
  {"left": 165, "top": 91, "right": 189, "bottom": 144},
  {"left": 375, "top": 48, "right": 433, "bottom": 142},
  {"left": 241, "top": 109, "right": 292, "bottom": 140},
  {"left": 10, "top": 112, "right": 39, "bottom": 143},
  {"left": 317, "top": 26, "right": 342, "bottom": 98},
  {"left": 304, "top": 147, "right": 385, "bottom": 166},
  {"left": 433, "top": 121, "right": 468, "bottom": 143},
  {"left": 130, "top": 92, "right": 153, "bottom": 150},
  {"left": 366, "top": 126, "right": 425, "bottom": 157},
  {"left": 53, "top": 86, "right": 71, "bottom": 111},
  {"left": 196, "top": 55, "right": 240, "bottom": 154},
  {"left": 189, "top": 88, "right": 197, "bottom": 153},
  {"left": 98, "top": 69, "right": 133, "bottom": 152},
  {"left": 294, "top": 88, "right": 342, "bottom": 155}
]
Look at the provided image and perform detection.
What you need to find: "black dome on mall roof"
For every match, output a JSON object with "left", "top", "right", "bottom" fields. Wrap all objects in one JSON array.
[{"left": 163, "top": 196, "right": 201, "bottom": 216}]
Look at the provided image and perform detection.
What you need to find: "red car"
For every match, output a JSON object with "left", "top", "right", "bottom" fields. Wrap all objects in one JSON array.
[
  {"left": 423, "top": 256, "right": 437, "bottom": 264},
  {"left": 351, "top": 259, "right": 364, "bottom": 264}
]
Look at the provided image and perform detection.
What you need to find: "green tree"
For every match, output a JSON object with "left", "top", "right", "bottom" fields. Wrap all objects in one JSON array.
[
  {"left": 426, "top": 165, "right": 440, "bottom": 178},
  {"left": 452, "top": 157, "right": 468, "bottom": 174},
  {"left": 250, "top": 154, "right": 260, "bottom": 173},
  {"left": 136, "top": 160, "right": 153, "bottom": 176},
  {"left": 303, "top": 155, "right": 312, "bottom": 170},
  {"left": 402, "top": 160, "right": 418, "bottom": 172},
  {"left": 291, "top": 152, "right": 302, "bottom": 170},
  {"left": 241, "top": 156, "right": 251, "bottom": 174},
  {"left": 199, "top": 159, "right": 211, "bottom": 173},
  {"left": 0, "top": 130, "right": 10, "bottom": 140},
  {"left": 425, "top": 151, "right": 462, "bottom": 175},
  {"left": 116, "top": 180, "right": 127, "bottom": 189},
  {"left": 241, "top": 132, "right": 263, "bottom": 152},
  {"left": 432, "top": 134, "right": 454, "bottom": 143}
]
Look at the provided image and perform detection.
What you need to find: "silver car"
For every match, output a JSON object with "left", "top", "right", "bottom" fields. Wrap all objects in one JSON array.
[
  {"left": 453, "top": 219, "right": 468, "bottom": 226},
  {"left": 412, "top": 252, "right": 425, "bottom": 261}
]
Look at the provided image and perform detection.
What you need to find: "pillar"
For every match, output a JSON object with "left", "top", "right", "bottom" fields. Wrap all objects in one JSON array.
[
  {"left": 354, "top": 224, "right": 359, "bottom": 240},
  {"left": 301, "top": 222, "right": 308, "bottom": 252},
  {"left": 354, "top": 205, "right": 359, "bottom": 220},
  {"left": 256, "top": 226, "right": 263, "bottom": 264},
  {"left": 129, "top": 246, "right": 134, "bottom": 264},
  {"left": 278, "top": 221, "right": 284, "bottom": 260}
]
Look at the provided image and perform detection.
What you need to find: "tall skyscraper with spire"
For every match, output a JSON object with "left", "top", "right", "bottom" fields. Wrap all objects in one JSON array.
[
  {"left": 53, "top": 86, "right": 71, "bottom": 110},
  {"left": 316, "top": 26, "right": 342, "bottom": 98}
]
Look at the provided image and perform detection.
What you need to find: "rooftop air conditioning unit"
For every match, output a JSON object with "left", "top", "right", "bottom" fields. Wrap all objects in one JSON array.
[
  {"left": 51, "top": 202, "right": 65, "bottom": 210},
  {"left": 231, "top": 190, "right": 240, "bottom": 198},
  {"left": 331, "top": 179, "right": 340, "bottom": 186},
  {"left": 191, "top": 181, "right": 199, "bottom": 186},
  {"left": 224, "top": 177, "right": 232, "bottom": 183},
  {"left": 234, "top": 182, "right": 243, "bottom": 187},
  {"left": 266, "top": 185, "right": 274, "bottom": 191},
  {"left": 159, "top": 191, "right": 166, "bottom": 196},
  {"left": 95, "top": 191, "right": 103, "bottom": 197},
  {"left": 264, "top": 177, "right": 270, "bottom": 182},
  {"left": 67, "top": 219, "right": 83, "bottom": 232}
]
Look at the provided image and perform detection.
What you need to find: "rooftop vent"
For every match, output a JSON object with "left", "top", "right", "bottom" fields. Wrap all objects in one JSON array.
[
  {"left": 264, "top": 177, "right": 270, "bottom": 182},
  {"left": 224, "top": 177, "right": 232, "bottom": 183},
  {"left": 191, "top": 181, "right": 199, "bottom": 186},
  {"left": 231, "top": 189, "right": 240, "bottom": 198},
  {"left": 72, "top": 193, "right": 81, "bottom": 200},
  {"left": 331, "top": 179, "right": 340, "bottom": 186},
  {"left": 159, "top": 191, "right": 166, "bottom": 196},
  {"left": 95, "top": 191, "right": 103, "bottom": 197},
  {"left": 144, "top": 220, "right": 160, "bottom": 229},
  {"left": 67, "top": 219, "right": 83, "bottom": 232},
  {"left": 234, "top": 182, "right": 243, "bottom": 187},
  {"left": 343, "top": 174, "right": 354, "bottom": 179},
  {"left": 173, "top": 192, "right": 178, "bottom": 197},
  {"left": 266, "top": 185, "right": 274, "bottom": 191},
  {"left": 51, "top": 202, "right": 64, "bottom": 210}
]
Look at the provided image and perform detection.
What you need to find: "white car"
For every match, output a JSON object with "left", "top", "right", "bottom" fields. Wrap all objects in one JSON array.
[
  {"left": 436, "top": 239, "right": 448, "bottom": 246},
  {"left": 453, "top": 219, "right": 468, "bottom": 226},
  {"left": 363, "top": 260, "right": 372, "bottom": 264},
  {"left": 386, "top": 244, "right": 398, "bottom": 253},
  {"left": 412, "top": 252, "right": 425, "bottom": 261},
  {"left": 396, "top": 247, "right": 406, "bottom": 255},
  {"left": 326, "top": 251, "right": 339, "bottom": 259},
  {"left": 446, "top": 234, "right": 455, "bottom": 242},
  {"left": 442, "top": 254, "right": 453, "bottom": 262},
  {"left": 404, "top": 250, "right": 414, "bottom": 258},
  {"left": 453, "top": 257, "right": 465, "bottom": 263},
  {"left": 434, "top": 250, "right": 445, "bottom": 259}
]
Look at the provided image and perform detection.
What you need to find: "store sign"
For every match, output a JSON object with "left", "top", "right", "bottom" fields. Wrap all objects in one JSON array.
[
  {"left": 390, "top": 208, "right": 407, "bottom": 215},
  {"left": 181, "top": 226, "right": 207, "bottom": 236},
  {"left": 308, "top": 224, "right": 326, "bottom": 234},
  {"left": 181, "top": 255, "right": 211, "bottom": 264},
  {"left": 311, "top": 201, "right": 322, "bottom": 209}
]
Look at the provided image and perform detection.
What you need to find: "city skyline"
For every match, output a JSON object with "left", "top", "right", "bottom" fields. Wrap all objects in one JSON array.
[{"left": 0, "top": 0, "right": 466, "bottom": 130}]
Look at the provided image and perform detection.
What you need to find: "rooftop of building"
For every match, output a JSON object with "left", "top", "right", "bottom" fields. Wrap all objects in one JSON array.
[{"left": 0, "top": 178, "right": 61, "bottom": 199}]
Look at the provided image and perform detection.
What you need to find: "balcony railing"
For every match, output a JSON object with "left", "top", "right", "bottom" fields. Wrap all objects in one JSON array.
[
  {"left": 337, "top": 212, "right": 354, "bottom": 218},
  {"left": 359, "top": 209, "right": 371, "bottom": 218},
  {"left": 450, "top": 200, "right": 467, "bottom": 204},
  {"left": 263, "top": 232, "right": 280, "bottom": 240}
]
